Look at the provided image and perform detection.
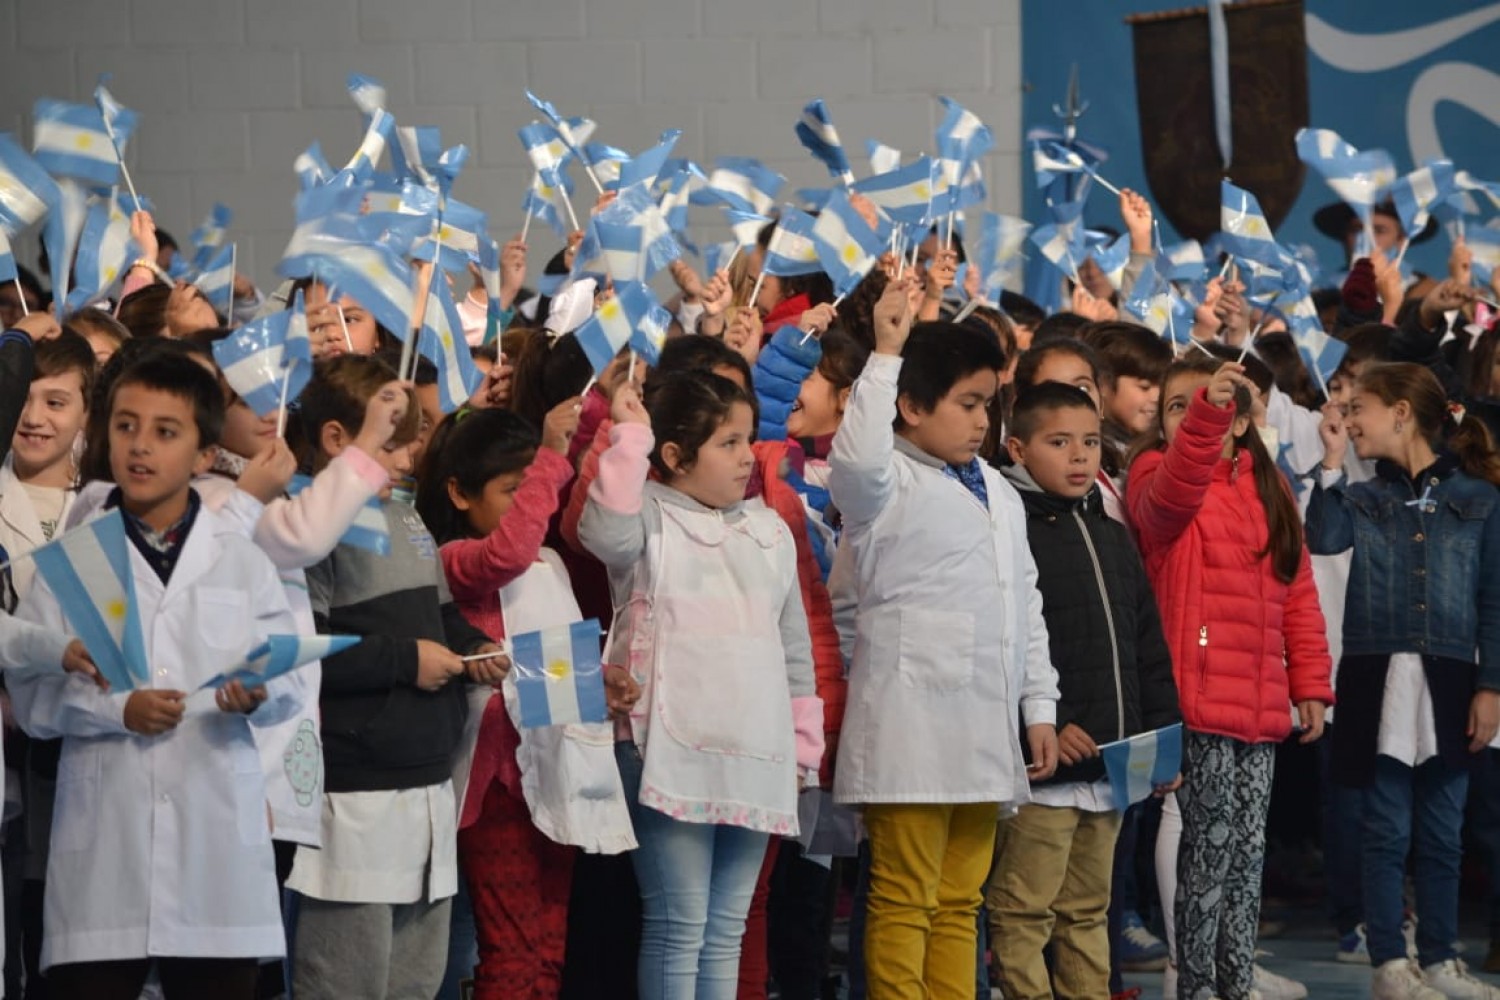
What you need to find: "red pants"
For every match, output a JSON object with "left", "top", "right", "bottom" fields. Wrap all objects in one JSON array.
[
  {"left": 459, "top": 779, "right": 576, "bottom": 1000},
  {"left": 736, "top": 836, "right": 781, "bottom": 999}
]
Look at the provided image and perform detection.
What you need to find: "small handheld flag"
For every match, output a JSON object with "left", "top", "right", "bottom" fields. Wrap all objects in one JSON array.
[
  {"left": 1099, "top": 723, "right": 1182, "bottom": 809},
  {"left": 759, "top": 206, "right": 823, "bottom": 278},
  {"left": 28, "top": 510, "right": 149, "bottom": 692},
  {"left": 212, "top": 290, "right": 311, "bottom": 419},
  {"left": 1294, "top": 128, "right": 1397, "bottom": 234},
  {"left": 416, "top": 272, "right": 483, "bottom": 414},
  {"left": 32, "top": 98, "right": 133, "bottom": 188},
  {"left": 852, "top": 155, "right": 938, "bottom": 226},
  {"left": 200, "top": 635, "right": 361, "bottom": 691},
  {"left": 794, "top": 99, "right": 854, "bottom": 186},
  {"left": 65, "top": 191, "right": 137, "bottom": 312},
  {"left": 510, "top": 619, "right": 608, "bottom": 728},
  {"left": 193, "top": 243, "right": 236, "bottom": 314},
  {"left": 810, "top": 189, "right": 883, "bottom": 299},
  {"left": 0, "top": 133, "right": 61, "bottom": 236},
  {"left": 573, "top": 281, "right": 662, "bottom": 375}
]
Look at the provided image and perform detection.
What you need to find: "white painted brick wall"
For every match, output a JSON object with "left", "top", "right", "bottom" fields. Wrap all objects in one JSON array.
[{"left": 0, "top": 0, "right": 1021, "bottom": 290}]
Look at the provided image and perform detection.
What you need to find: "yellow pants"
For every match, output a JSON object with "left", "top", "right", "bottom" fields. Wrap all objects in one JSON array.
[
  {"left": 986, "top": 803, "right": 1121, "bottom": 1000},
  {"left": 863, "top": 801, "right": 999, "bottom": 1000}
]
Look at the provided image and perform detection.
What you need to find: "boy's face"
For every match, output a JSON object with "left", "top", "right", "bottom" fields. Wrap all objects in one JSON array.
[
  {"left": 14, "top": 369, "right": 88, "bottom": 483},
  {"left": 1102, "top": 375, "right": 1160, "bottom": 436},
  {"left": 898, "top": 368, "right": 998, "bottom": 467},
  {"left": 109, "top": 384, "right": 213, "bottom": 528},
  {"left": 1007, "top": 406, "right": 1102, "bottom": 499},
  {"left": 409, "top": 383, "right": 444, "bottom": 472}
]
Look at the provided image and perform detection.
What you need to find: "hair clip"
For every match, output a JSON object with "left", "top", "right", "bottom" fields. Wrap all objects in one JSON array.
[{"left": 1447, "top": 401, "right": 1466, "bottom": 427}]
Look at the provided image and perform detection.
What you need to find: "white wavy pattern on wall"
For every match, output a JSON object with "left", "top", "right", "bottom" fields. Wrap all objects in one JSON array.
[{"left": 1306, "top": 5, "right": 1500, "bottom": 173}]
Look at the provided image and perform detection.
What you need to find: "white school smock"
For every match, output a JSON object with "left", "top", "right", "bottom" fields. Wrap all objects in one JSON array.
[
  {"left": 0, "top": 455, "right": 75, "bottom": 602},
  {"left": 493, "top": 548, "right": 635, "bottom": 854},
  {"left": 10, "top": 502, "right": 301, "bottom": 969},
  {"left": 828, "top": 353, "right": 1060, "bottom": 806}
]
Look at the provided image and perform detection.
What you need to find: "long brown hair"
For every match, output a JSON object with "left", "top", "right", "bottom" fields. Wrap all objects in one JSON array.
[
  {"left": 1141, "top": 357, "right": 1305, "bottom": 584},
  {"left": 1358, "top": 362, "right": 1500, "bottom": 487}
]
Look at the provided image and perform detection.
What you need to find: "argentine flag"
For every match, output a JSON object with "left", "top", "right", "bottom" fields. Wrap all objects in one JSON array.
[
  {"left": 1455, "top": 171, "right": 1500, "bottom": 213},
  {"left": 347, "top": 73, "right": 387, "bottom": 116},
  {"left": 852, "top": 155, "right": 937, "bottom": 226},
  {"left": 1099, "top": 723, "right": 1182, "bottom": 809},
  {"left": 193, "top": 243, "right": 236, "bottom": 314},
  {"left": 201, "top": 635, "right": 361, "bottom": 691},
  {"left": 794, "top": 99, "right": 854, "bottom": 185},
  {"left": 295, "top": 143, "right": 333, "bottom": 191},
  {"left": 1029, "top": 219, "right": 1087, "bottom": 280},
  {"left": 973, "top": 212, "right": 1031, "bottom": 302},
  {"left": 574, "top": 280, "right": 659, "bottom": 375},
  {"left": 280, "top": 185, "right": 415, "bottom": 338},
  {"left": 418, "top": 198, "right": 487, "bottom": 276},
  {"left": 1468, "top": 225, "right": 1500, "bottom": 286},
  {"left": 1285, "top": 294, "right": 1349, "bottom": 385},
  {"left": 694, "top": 157, "right": 786, "bottom": 216},
  {"left": 1159, "top": 240, "right": 1206, "bottom": 284},
  {"left": 212, "top": 290, "right": 311, "bottom": 418},
  {"left": 1389, "top": 160, "right": 1456, "bottom": 235},
  {"left": 866, "top": 140, "right": 902, "bottom": 176},
  {"left": 0, "top": 133, "right": 60, "bottom": 236},
  {"left": 287, "top": 475, "right": 391, "bottom": 555},
  {"left": 761, "top": 206, "right": 822, "bottom": 278},
  {"left": 32, "top": 98, "right": 132, "bottom": 188},
  {"left": 1219, "top": 180, "right": 1285, "bottom": 267},
  {"left": 190, "top": 203, "right": 232, "bottom": 270},
  {"left": 810, "top": 189, "right": 882, "bottom": 297},
  {"left": 1089, "top": 233, "right": 1131, "bottom": 292},
  {"left": 1294, "top": 128, "right": 1397, "bottom": 227},
  {"left": 0, "top": 232, "right": 14, "bottom": 284},
  {"left": 65, "top": 191, "right": 137, "bottom": 312},
  {"left": 511, "top": 619, "right": 608, "bottom": 729},
  {"left": 630, "top": 300, "right": 673, "bottom": 368},
  {"left": 29, "top": 510, "right": 149, "bottom": 692},
  {"left": 619, "top": 129, "right": 682, "bottom": 191},
  {"left": 416, "top": 273, "right": 483, "bottom": 414}
]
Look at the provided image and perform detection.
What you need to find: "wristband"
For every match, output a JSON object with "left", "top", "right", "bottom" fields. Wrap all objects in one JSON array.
[{"left": 130, "top": 258, "right": 170, "bottom": 283}]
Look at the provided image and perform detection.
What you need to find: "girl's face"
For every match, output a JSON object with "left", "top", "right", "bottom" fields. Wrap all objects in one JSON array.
[
  {"left": 1345, "top": 389, "right": 1405, "bottom": 461},
  {"left": 13, "top": 369, "right": 88, "bottom": 484},
  {"left": 1027, "top": 352, "right": 1100, "bottom": 408},
  {"left": 83, "top": 330, "right": 120, "bottom": 368},
  {"left": 1161, "top": 372, "right": 1248, "bottom": 455},
  {"left": 305, "top": 283, "right": 379, "bottom": 357},
  {"left": 1103, "top": 376, "right": 1160, "bottom": 436},
  {"left": 453, "top": 468, "right": 527, "bottom": 537},
  {"left": 665, "top": 402, "right": 757, "bottom": 510},
  {"left": 787, "top": 368, "right": 845, "bottom": 440},
  {"left": 753, "top": 272, "right": 782, "bottom": 317},
  {"left": 163, "top": 282, "right": 220, "bottom": 337},
  {"left": 220, "top": 397, "right": 277, "bottom": 460}
]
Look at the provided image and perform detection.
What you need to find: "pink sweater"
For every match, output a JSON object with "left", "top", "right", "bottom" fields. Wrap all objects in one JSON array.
[{"left": 439, "top": 447, "right": 575, "bottom": 826}]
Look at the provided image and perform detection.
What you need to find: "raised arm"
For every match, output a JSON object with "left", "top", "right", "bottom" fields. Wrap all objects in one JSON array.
[{"left": 577, "top": 387, "right": 654, "bottom": 571}]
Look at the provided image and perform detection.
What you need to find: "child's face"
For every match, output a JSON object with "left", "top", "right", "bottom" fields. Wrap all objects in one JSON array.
[
  {"left": 1027, "top": 352, "right": 1100, "bottom": 409},
  {"left": 108, "top": 384, "right": 213, "bottom": 528},
  {"left": 666, "top": 401, "right": 756, "bottom": 510},
  {"left": 163, "top": 282, "right": 220, "bottom": 338},
  {"left": 373, "top": 440, "right": 414, "bottom": 500},
  {"left": 898, "top": 368, "right": 999, "bottom": 467},
  {"left": 306, "top": 283, "right": 380, "bottom": 358},
  {"left": 455, "top": 469, "right": 527, "bottom": 537},
  {"left": 1008, "top": 406, "right": 1102, "bottom": 499},
  {"left": 1160, "top": 372, "right": 1209, "bottom": 447},
  {"left": 83, "top": 330, "right": 120, "bottom": 368},
  {"left": 13, "top": 369, "right": 87, "bottom": 483},
  {"left": 786, "top": 369, "right": 844, "bottom": 440},
  {"left": 408, "top": 383, "right": 444, "bottom": 472},
  {"left": 1345, "top": 389, "right": 1403, "bottom": 461},
  {"left": 1102, "top": 375, "right": 1160, "bottom": 437},
  {"left": 220, "top": 398, "right": 277, "bottom": 460}
]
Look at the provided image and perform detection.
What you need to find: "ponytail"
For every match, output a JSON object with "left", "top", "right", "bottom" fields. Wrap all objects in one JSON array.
[{"left": 1447, "top": 404, "right": 1500, "bottom": 487}]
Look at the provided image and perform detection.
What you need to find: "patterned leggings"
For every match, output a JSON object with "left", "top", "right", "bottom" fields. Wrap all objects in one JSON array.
[{"left": 1173, "top": 732, "right": 1275, "bottom": 1000}]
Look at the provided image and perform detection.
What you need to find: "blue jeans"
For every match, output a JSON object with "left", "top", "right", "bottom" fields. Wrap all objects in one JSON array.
[
  {"left": 619, "top": 743, "right": 770, "bottom": 1000},
  {"left": 1363, "top": 755, "right": 1469, "bottom": 966},
  {"left": 1319, "top": 725, "right": 1365, "bottom": 936}
]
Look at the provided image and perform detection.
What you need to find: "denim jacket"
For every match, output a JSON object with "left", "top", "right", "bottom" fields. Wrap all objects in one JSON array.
[{"left": 1306, "top": 452, "right": 1500, "bottom": 687}]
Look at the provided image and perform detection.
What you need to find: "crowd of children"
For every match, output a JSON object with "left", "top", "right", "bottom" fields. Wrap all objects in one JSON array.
[{"left": 0, "top": 118, "right": 1498, "bottom": 1000}]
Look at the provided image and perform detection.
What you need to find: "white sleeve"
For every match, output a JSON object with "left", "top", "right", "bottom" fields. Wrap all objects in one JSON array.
[{"left": 829, "top": 354, "right": 901, "bottom": 527}]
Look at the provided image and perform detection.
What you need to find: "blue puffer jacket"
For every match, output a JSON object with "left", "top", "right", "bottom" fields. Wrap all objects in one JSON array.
[
  {"left": 753, "top": 324, "right": 821, "bottom": 442},
  {"left": 1306, "top": 452, "right": 1500, "bottom": 687}
]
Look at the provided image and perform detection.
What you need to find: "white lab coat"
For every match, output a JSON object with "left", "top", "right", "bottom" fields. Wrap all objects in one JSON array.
[
  {"left": 828, "top": 353, "right": 1059, "bottom": 806},
  {"left": 10, "top": 499, "right": 301, "bottom": 969},
  {"left": 0, "top": 455, "right": 75, "bottom": 603}
]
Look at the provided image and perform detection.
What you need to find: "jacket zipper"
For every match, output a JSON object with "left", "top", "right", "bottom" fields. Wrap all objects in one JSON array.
[
  {"left": 1075, "top": 509, "right": 1124, "bottom": 740},
  {"left": 1198, "top": 625, "right": 1209, "bottom": 685}
]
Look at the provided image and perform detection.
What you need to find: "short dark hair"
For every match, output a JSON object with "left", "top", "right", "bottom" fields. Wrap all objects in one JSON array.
[
  {"left": 81, "top": 338, "right": 217, "bottom": 482},
  {"left": 109, "top": 352, "right": 225, "bottom": 450},
  {"left": 656, "top": 333, "right": 752, "bottom": 387},
  {"left": 299, "top": 354, "right": 420, "bottom": 460},
  {"left": 1079, "top": 321, "right": 1173, "bottom": 387},
  {"left": 1032, "top": 311, "right": 1089, "bottom": 343},
  {"left": 416, "top": 408, "right": 541, "bottom": 544},
  {"left": 1008, "top": 381, "right": 1100, "bottom": 442},
  {"left": 999, "top": 291, "right": 1045, "bottom": 331},
  {"left": 1014, "top": 337, "right": 1100, "bottom": 390},
  {"left": 896, "top": 321, "right": 1005, "bottom": 425},
  {"left": 643, "top": 372, "right": 752, "bottom": 481}
]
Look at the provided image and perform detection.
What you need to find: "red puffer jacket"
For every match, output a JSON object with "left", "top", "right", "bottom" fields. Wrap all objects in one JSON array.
[{"left": 1126, "top": 389, "right": 1333, "bottom": 744}]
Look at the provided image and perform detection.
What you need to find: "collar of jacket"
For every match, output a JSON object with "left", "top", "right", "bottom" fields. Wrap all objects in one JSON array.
[
  {"left": 1002, "top": 463, "right": 1100, "bottom": 517},
  {"left": 1375, "top": 449, "right": 1461, "bottom": 491}
]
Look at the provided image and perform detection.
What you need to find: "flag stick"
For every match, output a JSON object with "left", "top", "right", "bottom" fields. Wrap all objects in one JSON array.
[
  {"left": 104, "top": 129, "right": 143, "bottom": 214},
  {"left": 520, "top": 210, "right": 532, "bottom": 246},
  {"left": 227, "top": 244, "right": 237, "bottom": 316},
  {"left": 404, "top": 249, "right": 438, "bottom": 383},
  {"left": 335, "top": 303, "right": 353, "bottom": 354},
  {"left": 1216, "top": 256, "right": 1233, "bottom": 282},
  {"left": 747, "top": 270, "right": 767, "bottom": 314},
  {"left": 801, "top": 294, "right": 846, "bottom": 345},
  {"left": 1085, "top": 167, "right": 1123, "bottom": 197},
  {"left": 944, "top": 212, "right": 954, "bottom": 251},
  {"left": 275, "top": 359, "right": 297, "bottom": 438},
  {"left": 628, "top": 349, "right": 638, "bottom": 387},
  {"left": 721, "top": 245, "right": 740, "bottom": 275},
  {"left": 576, "top": 374, "right": 598, "bottom": 408},
  {"left": 561, "top": 193, "right": 581, "bottom": 233},
  {"left": 13, "top": 278, "right": 28, "bottom": 317},
  {"left": 462, "top": 648, "right": 511, "bottom": 662},
  {"left": 580, "top": 163, "right": 605, "bottom": 196},
  {"left": 1393, "top": 236, "right": 1411, "bottom": 268},
  {"left": 1310, "top": 357, "right": 1331, "bottom": 402},
  {"left": 953, "top": 298, "right": 982, "bottom": 323}
]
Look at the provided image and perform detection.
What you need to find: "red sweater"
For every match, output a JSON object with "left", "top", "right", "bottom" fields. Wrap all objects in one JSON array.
[
  {"left": 1126, "top": 390, "right": 1333, "bottom": 744},
  {"left": 440, "top": 446, "right": 574, "bottom": 826}
]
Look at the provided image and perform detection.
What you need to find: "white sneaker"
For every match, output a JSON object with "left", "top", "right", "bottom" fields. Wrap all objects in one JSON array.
[
  {"left": 1161, "top": 962, "right": 1265, "bottom": 1000},
  {"left": 1372, "top": 958, "right": 1446, "bottom": 1000},
  {"left": 1252, "top": 962, "right": 1307, "bottom": 1000},
  {"left": 1422, "top": 959, "right": 1500, "bottom": 999}
]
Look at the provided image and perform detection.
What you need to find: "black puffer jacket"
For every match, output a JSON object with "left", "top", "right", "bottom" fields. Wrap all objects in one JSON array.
[{"left": 1005, "top": 465, "right": 1180, "bottom": 786}]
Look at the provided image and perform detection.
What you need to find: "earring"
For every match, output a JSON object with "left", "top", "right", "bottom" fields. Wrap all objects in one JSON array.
[{"left": 1395, "top": 419, "right": 1404, "bottom": 434}]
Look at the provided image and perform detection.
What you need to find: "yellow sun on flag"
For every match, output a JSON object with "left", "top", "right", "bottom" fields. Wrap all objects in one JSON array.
[
  {"left": 545, "top": 658, "right": 571, "bottom": 680},
  {"left": 1245, "top": 218, "right": 1267, "bottom": 236},
  {"left": 440, "top": 332, "right": 453, "bottom": 350},
  {"left": 600, "top": 299, "right": 621, "bottom": 320},
  {"left": 75, "top": 135, "right": 94, "bottom": 151},
  {"left": 363, "top": 260, "right": 384, "bottom": 279},
  {"left": 914, "top": 184, "right": 931, "bottom": 200},
  {"left": 105, "top": 599, "right": 126, "bottom": 622},
  {"left": 841, "top": 244, "right": 859, "bottom": 265},
  {"left": 438, "top": 225, "right": 453, "bottom": 242}
]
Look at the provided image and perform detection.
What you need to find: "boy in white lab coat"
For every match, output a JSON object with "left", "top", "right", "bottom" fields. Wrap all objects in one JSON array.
[
  {"left": 11, "top": 352, "right": 302, "bottom": 1000},
  {"left": 828, "top": 278, "right": 1060, "bottom": 999}
]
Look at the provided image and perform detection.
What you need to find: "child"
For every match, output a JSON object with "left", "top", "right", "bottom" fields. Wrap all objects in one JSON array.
[
  {"left": 987, "top": 382, "right": 1180, "bottom": 1000},
  {"left": 288, "top": 355, "right": 507, "bottom": 1000},
  {"left": 1127, "top": 358, "right": 1333, "bottom": 1000},
  {"left": 1079, "top": 321, "right": 1173, "bottom": 468},
  {"left": 418, "top": 401, "right": 636, "bottom": 1000},
  {"left": 828, "top": 278, "right": 1059, "bottom": 999},
  {"left": 11, "top": 352, "right": 303, "bottom": 998},
  {"left": 578, "top": 374, "right": 824, "bottom": 1000},
  {"left": 1311, "top": 362, "right": 1500, "bottom": 1000}
]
